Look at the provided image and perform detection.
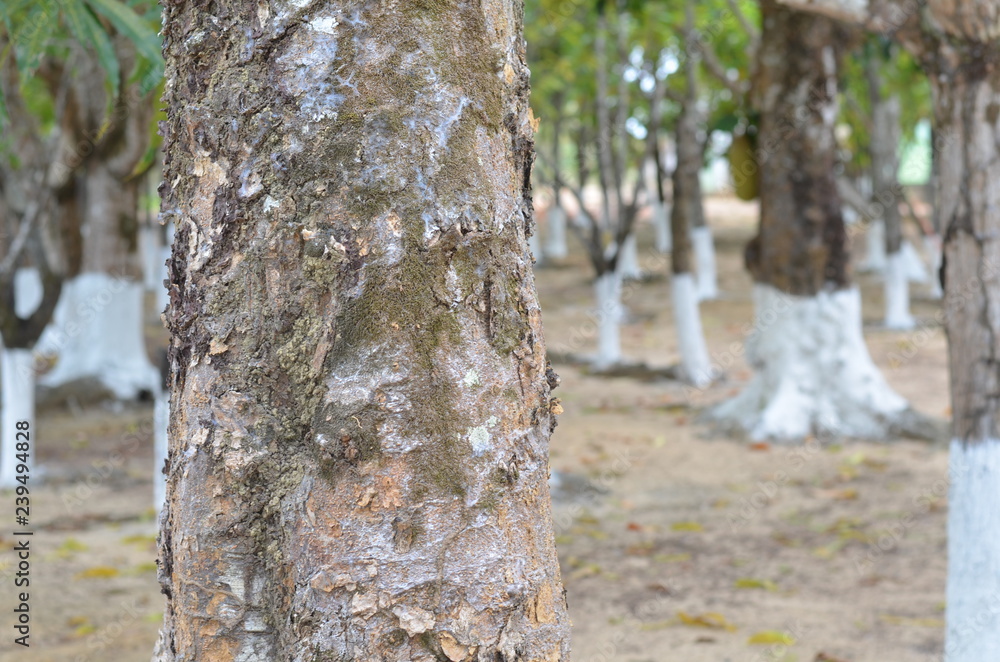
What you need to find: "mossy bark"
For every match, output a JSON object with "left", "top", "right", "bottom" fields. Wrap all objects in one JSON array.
[
  {"left": 745, "top": 0, "right": 849, "bottom": 296},
  {"left": 155, "top": 2, "right": 569, "bottom": 660}
]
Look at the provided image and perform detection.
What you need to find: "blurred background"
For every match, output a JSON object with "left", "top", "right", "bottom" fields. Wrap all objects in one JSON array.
[{"left": 0, "top": 1, "right": 950, "bottom": 660}]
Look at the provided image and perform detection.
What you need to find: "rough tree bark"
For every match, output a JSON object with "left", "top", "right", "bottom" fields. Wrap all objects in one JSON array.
[
  {"left": 154, "top": 1, "right": 570, "bottom": 660},
  {"left": 710, "top": 0, "right": 919, "bottom": 440}
]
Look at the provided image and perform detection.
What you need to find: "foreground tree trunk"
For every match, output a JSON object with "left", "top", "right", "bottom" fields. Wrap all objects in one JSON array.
[
  {"left": 711, "top": 0, "right": 918, "bottom": 440},
  {"left": 155, "top": 2, "right": 570, "bottom": 660}
]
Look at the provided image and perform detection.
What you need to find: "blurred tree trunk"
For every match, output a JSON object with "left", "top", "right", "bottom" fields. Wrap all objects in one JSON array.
[
  {"left": 670, "top": 5, "right": 712, "bottom": 388},
  {"left": 0, "top": 39, "right": 68, "bottom": 487},
  {"left": 38, "top": 37, "right": 159, "bottom": 399},
  {"left": 545, "top": 102, "right": 568, "bottom": 261},
  {"left": 154, "top": 1, "right": 570, "bottom": 660},
  {"left": 712, "top": 0, "right": 920, "bottom": 440},
  {"left": 865, "top": 55, "right": 913, "bottom": 329},
  {"left": 928, "top": 17, "right": 1000, "bottom": 660}
]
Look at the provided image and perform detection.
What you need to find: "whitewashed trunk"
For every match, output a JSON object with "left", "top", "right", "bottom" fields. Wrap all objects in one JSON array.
[
  {"left": 593, "top": 272, "right": 623, "bottom": 370},
  {"left": 711, "top": 284, "right": 910, "bottom": 440},
  {"left": 901, "top": 239, "right": 929, "bottom": 283},
  {"left": 884, "top": 250, "right": 915, "bottom": 330},
  {"left": 651, "top": 198, "right": 671, "bottom": 253},
  {"left": 14, "top": 268, "right": 42, "bottom": 319},
  {"left": 861, "top": 218, "right": 887, "bottom": 273},
  {"left": 946, "top": 440, "right": 1000, "bottom": 662},
  {"left": 691, "top": 226, "right": 718, "bottom": 300},
  {"left": 0, "top": 349, "right": 35, "bottom": 488},
  {"left": 616, "top": 233, "right": 642, "bottom": 281},
  {"left": 545, "top": 206, "right": 568, "bottom": 260},
  {"left": 672, "top": 273, "right": 712, "bottom": 388},
  {"left": 38, "top": 273, "right": 158, "bottom": 399},
  {"left": 154, "top": 391, "right": 169, "bottom": 513},
  {"left": 925, "top": 234, "right": 943, "bottom": 299},
  {"left": 140, "top": 224, "right": 164, "bottom": 292}
]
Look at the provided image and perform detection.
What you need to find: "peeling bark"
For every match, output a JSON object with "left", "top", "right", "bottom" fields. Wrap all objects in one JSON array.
[{"left": 155, "top": 2, "right": 570, "bottom": 660}]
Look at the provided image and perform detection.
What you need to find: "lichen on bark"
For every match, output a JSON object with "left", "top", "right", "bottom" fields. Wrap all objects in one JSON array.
[{"left": 155, "top": 1, "right": 569, "bottom": 660}]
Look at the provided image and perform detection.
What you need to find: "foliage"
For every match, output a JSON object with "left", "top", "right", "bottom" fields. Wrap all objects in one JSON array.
[{"left": 0, "top": 0, "right": 162, "bottom": 126}]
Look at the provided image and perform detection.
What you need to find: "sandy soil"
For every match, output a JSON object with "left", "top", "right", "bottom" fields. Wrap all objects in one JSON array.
[{"left": 0, "top": 197, "right": 951, "bottom": 661}]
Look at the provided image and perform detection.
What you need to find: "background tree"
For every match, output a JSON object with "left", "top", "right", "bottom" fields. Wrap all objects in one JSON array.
[
  {"left": 0, "top": 0, "right": 161, "bottom": 485},
  {"left": 774, "top": 0, "right": 1000, "bottom": 655},
  {"left": 709, "top": 0, "right": 924, "bottom": 440},
  {"left": 155, "top": 1, "right": 570, "bottom": 659}
]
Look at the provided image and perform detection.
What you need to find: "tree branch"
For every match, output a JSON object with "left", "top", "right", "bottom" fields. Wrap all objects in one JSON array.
[
  {"left": 724, "top": 0, "right": 760, "bottom": 46},
  {"left": 694, "top": 39, "right": 749, "bottom": 97}
]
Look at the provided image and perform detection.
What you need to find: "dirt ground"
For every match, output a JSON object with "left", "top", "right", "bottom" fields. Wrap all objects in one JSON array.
[{"left": 0, "top": 197, "right": 951, "bottom": 661}]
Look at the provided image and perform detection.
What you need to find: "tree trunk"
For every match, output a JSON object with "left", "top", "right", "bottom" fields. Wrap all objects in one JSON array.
[
  {"left": 648, "top": 153, "right": 671, "bottom": 253},
  {"left": 668, "top": 6, "right": 713, "bottom": 388},
  {"left": 36, "top": 37, "right": 160, "bottom": 400},
  {"left": 866, "top": 57, "right": 914, "bottom": 329},
  {"left": 713, "top": 0, "right": 917, "bottom": 440},
  {"left": 545, "top": 112, "right": 568, "bottom": 261},
  {"left": 933, "top": 40, "right": 1000, "bottom": 662},
  {"left": 154, "top": 2, "right": 570, "bottom": 660}
]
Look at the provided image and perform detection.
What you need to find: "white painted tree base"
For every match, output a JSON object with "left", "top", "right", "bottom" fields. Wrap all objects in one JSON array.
[
  {"left": 545, "top": 206, "right": 568, "bottom": 260},
  {"left": 900, "top": 240, "right": 929, "bottom": 284},
  {"left": 861, "top": 219, "right": 887, "bottom": 273},
  {"left": 38, "top": 273, "right": 159, "bottom": 399},
  {"left": 884, "top": 250, "right": 916, "bottom": 330},
  {"left": 139, "top": 225, "right": 164, "bottom": 292},
  {"left": 14, "top": 268, "right": 42, "bottom": 318},
  {"left": 691, "top": 226, "right": 718, "bottom": 301},
  {"left": 672, "top": 273, "right": 713, "bottom": 388},
  {"left": 592, "top": 272, "right": 623, "bottom": 370},
  {"left": 651, "top": 199, "right": 671, "bottom": 253},
  {"left": 946, "top": 439, "right": 1000, "bottom": 662},
  {"left": 925, "top": 234, "right": 943, "bottom": 299},
  {"left": 1, "top": 349, "right": 35, "bottom": 488},
  {"left": 710, "top": 285, "right": 911, "bottom": 441},
  {"left": 614, "top": 234, "right": 642, "bottom": 281}
]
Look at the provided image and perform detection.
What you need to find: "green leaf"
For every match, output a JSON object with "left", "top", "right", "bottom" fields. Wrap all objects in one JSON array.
[
  {"left": 62, "top": 0, "right": 120, "bottom": 101},
  {"left": 15, "top": 0, "right": 57, "bottom": 79},
  {"left": 747, "top": 630, "right": 796, "bottom": 645},
  {"left": 84, "top": 0, "right": 161, "bottom": 64}
]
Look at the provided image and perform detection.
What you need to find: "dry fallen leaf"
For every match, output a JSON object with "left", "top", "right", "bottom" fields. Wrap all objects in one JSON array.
[
  {"left": 677, "top": 611, "right": 737, "bottom": 631},
  {"left": 672, "top": 521, "right": 704, "bottom": 532},
  {"left": 734, "top": 578, "right": 778, "bottom": 592},
  {"left": 747, "top": 630, "right": 796, "bottom": 645},
  {"left": 75, "top": 566, "right": 120, "bottom": 580}
]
